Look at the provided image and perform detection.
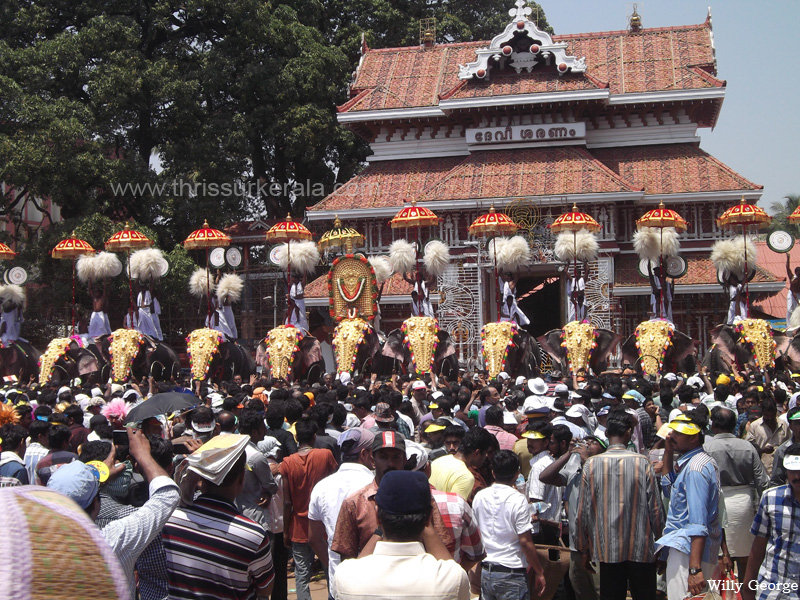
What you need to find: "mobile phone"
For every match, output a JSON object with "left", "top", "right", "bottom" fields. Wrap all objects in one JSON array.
[
  {"left": 256, "top": 365, "right": 263, "bottom": 374},
  {"left": 112, "top": 429, "right": 128, "bottom": 446}
]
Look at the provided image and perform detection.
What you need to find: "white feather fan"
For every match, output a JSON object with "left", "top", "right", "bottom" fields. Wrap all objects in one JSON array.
[
  {"left": 488, "top": 237, "right": 508, "bottom": 265},
  {"left": 189, "top": 268, "right": 215, "bottom": 298},
  {"left": 76, "top": 254, "right": 97, "bottom": 284},
  {"left": 274, "top": 241, "right": 319, "bottom": 274},
  {"left": 494, "top": 236, "right": 530, "bottom": 272},
  {"left": 554, "top": 230, "right": 599, "bottom": 262},
  {"left": 0, "top": 284, "right": 25, "bottom": 306},
  {"left": 217, "top": 273, "right": 244, "bottom": 304},
  {"left": 423, "top": 241, "right": 450, "bottom": 278},
  {"left": 660, "top": 228, "right": 681, "bottom": 258},
  {"left": 368, "top": 256, "right": 392, "bottom": 284},
  {"left": 389, "top": 239, "right": 416, "bottom": 274},
  {"left": 130, "top": 248, "right": 167, "bottom": 283},
  {"left": 94, "top": 252, "right": 123, "bottom": 280},
  {"left": 711, "top": 236, "right": 757, "bottom": 278},
  {"left": 633, "top": 227, "right": 681, "bottom": 261},
  {"left": 734, "top": 236, "right": 757, "bottom": 276}
]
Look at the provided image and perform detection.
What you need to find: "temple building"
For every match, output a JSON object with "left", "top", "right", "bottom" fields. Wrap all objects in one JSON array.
[{"left": 301, "top": 1, "right": 780, "bottom": 363}]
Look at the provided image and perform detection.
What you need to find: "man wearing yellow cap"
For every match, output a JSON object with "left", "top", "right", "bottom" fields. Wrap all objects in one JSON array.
[{"left": 656, "top": 411, "right": 722, "bottom": 600}]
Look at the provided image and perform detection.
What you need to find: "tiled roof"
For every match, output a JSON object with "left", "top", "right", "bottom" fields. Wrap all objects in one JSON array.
[
  {"left": 341, "top": 22, "right": 719, "bottom": 113},
  {"left": 417, "top": 147, "right": 639, "bottom": 202},
  {"left": 310, "top": 157, "right": 464, "bottom": 212},
  {"left": 593, "top": 144, "right": 762, "bottom": 194},
  {"left": 305, "top": 270, "right": 414, "bottom": 299}
]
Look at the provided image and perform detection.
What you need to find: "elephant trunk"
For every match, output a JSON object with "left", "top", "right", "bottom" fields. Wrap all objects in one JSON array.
[
  {"left": 108, "top": 329, "right": 146, "bottom": 382},
  {"left": 401, "top": 317, "right": 439, "bottom": 376},
  {"left": 186, "top": 328, "right": 225, "bottom": 381},
  {"left": 481, "top": 321, "right": 518, "bottom": 379},
  {"left": 333, "top": 318, "right": 371, "bottom": 376},
  {"left": 265, "top": 325, "right": 303, "bottom": 380}
]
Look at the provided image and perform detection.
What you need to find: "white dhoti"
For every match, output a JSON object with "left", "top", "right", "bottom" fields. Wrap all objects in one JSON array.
[
  {"left": 721, "top": 484, "right": 757, "bottom": 558},
  {"left": 214, "top": 306, "right": 238, "bottom": 340},
  {"left": 137, "top": 309, "right": 160, "bottom": 339},
  {"left": 0, "top": 312, "right": 25, "bottom": 346},
  {"left": 88, "top": 311, "right": 112, "bottom": 338},
  {"left": 152, "top": 298, "right": 164, "bottom": 340}
]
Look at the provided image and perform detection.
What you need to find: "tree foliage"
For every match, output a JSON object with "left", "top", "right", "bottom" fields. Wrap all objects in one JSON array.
[{"left": 768, "top": 194, "right": 800, "bottom": 238}]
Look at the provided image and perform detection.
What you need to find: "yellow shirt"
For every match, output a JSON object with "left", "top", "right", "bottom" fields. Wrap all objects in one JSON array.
[{"left": 429, "top": 454, "right": 474, "bottom": 501}]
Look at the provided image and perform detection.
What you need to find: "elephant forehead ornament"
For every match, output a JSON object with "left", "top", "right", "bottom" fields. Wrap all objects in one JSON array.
[
  {"left": 561, "top": 321, "right": 597, "bottom": 375},
  {"left": 734, "top": 318, "right": 776, "bottom": 371},
  {"left": 481, "top": 321, "right": 518, "bottom": 379},
  {"left": 327, "top": 255, "right": 378, "bottom": 322},
  {"left": 186, "top": 328, "right": 224, "bottom": 381},
  {"left": 634, "top": 321, "right": 675, "bottom": 377},
  {"left": 265, "top": 325, "right": 303, "bottom": 381},
  {"left": 108, "top": 329, "right": 145, "bottom": 382},
  {"left": 38, "top": 338, "right": 74, "bottom": 385},
  {"left": 333, "top": 318, "right": 371, "bottom": 375},
  {"left": 402, "top": 317, "right": 440, "bottom": 375}
]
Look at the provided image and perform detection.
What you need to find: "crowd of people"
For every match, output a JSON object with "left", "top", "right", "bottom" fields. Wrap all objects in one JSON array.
[{"left": 0, "top": 363, "right": 799, "bottom": 600}]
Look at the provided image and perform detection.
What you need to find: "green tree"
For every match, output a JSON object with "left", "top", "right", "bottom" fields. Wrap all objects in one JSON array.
[{"left": 768, "top": 194, "right": 800, "bottom": 238}]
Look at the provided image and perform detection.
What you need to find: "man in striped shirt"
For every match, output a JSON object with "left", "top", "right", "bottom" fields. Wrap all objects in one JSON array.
[
  {"left": 576, "top": 410, "right": 664, "bottom": 600},
  {"left": 163, "top": 434, "right": 274, "bottom": 600}
]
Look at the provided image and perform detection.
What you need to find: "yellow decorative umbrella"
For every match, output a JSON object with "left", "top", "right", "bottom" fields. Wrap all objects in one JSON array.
[
  {"left": 0, "top": 242, "right": 17, "bottom": 260},
  {"left": 318, "top": 216, "right": 364, "bottom": 254}
]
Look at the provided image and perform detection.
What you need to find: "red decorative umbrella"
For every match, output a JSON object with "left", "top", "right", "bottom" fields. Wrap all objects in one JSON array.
[
  {"left": 0, "top": 243, "right": 16, "bottom": 260},
  {"left": 266, "top": 215, "right": 314, "bottom": 325},
  {"left": 787, "top": 205, "right": 800, "bottom": 223},
  {"left": 184, "top": 220, "right": 232, "bottom": 319},
  {"left": 106, "top": 226, "right": 154, "bottom": 325},
  {"left": 390, "top": 200, "right": 441, "bottom": 315},
  {"left": 717, "top": 198, "right": 772, "bottom": 318},
  {"left": 469, "top": 204, "right": 520, "bottom": 314},
  {"left": 636, "top": 201, "right": 689, "bottom": 319},
  {"left": 549, "top": 205, "right": 601, "bottom": 320},
  {"left": 52, "top": 235, "right": 96, "bottom": 332}
]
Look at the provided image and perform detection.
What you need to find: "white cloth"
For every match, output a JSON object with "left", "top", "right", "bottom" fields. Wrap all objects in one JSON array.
[
  {"left": 526, "top": 450, "right": 562, "bottom": 534},
  {"left": 501, "top": 281, "right": 530, "bottom": 326},
  {"left": 332, "top": 541, "right": 469, "bottom": 600},
  {"left": 0, "top": 308, "right": 23, "bottom": 346},
  {"left": 152, "top": 297, "right": 163, "bottom": 340},
  {"left": 136, "top": 290, "right": 160, "bottom": 339},
  {"left": 472, "top": 483, "right": 532, "bottom": 569},
  {"left": 567, "top": 276, "right": 586, "bottom": 322},
  {"left": 727, "top": 283, "right": 744, "bottom": 324},
  {"left": 787, "top": 284, "right": 800, "bottom": 324},
  {"left": 88, "top": 311, "right": 112, "bottom": 338},
  {"left": 720, "top": 484, "right": 757, "bottom": 558},
  {"left": 664, "top": 548, "right": 716, "bottom": 600},
  {"left": 289, "top": 282, "right": 308, "bottom": 330},
  {"left": 308, "top": 463, "right": 374, "bottom": 582},
  {"left": 411, "top": 282, "right": 434, "bottom": 318},
  {"left": 214, "top": 305, "right": 238, "bottom": 340}
]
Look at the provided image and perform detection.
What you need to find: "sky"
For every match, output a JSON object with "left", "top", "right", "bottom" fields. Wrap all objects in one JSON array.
[{"left": 540, "top": 0, "right": 800, "bottom": 213}]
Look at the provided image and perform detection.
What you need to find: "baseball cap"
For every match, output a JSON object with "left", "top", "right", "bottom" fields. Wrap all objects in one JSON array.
[
  {"left": 424, "top": 422, "right": 446, "bottom": 433},
  {"left": 522, "top": 430, "right": 546, "bottom": 440},
  {"left": 596, "top": 406, "right": 610, "bottom": 417},
  {"left": 372, "top": 430, "right": 406, "bottom": 453},
  {"left": 515, "top": 376, "right": 526, "bottom": 386},
  {"left": 411, "top": 380, "right": 427, "bottom": 391},
  {"left": 585, "top": 435, "right": 608, "bottom": 450},
  {"left": 623, "top": 390, "right": 645, "bottom": 406},
  {"left": 789, "top": 411, "right": 800, "bottom": 421},
  {"left": 404, "top": 440, "right": 429, "bottom": 472},
  {"left": 47, "top": 461, "right": 100, "bottom": 509},
  {"left": 57, "top": 386, "right": 72, "bottom": 397},
  {"left": 337, "top": 428, "right": 375, "bottom": 457},
  {"left": 191, "top": 420, "right": 215, "bottom": 433},
  {"left": 554, "top": 383, "right": 569, "bottom": 394},
  {"left": 783, "top": 454, "right": 800, "bottom": 471},
  {"left": 374, "top": 402, "right": 395, "bottom": 423},
  {"left": 497, "top": 372, "right": 510, "bottom": 381},
  {"left": 523, "top": 396, "right": 550, "bottom": 416},
  {"left": 715, "top": 374, "right": 731, "bottom": 386},
  {"left": 375, "top": 470, "right": 430, "bottom": 515},
  {"left": 667, "top": 414, "right": 702, "bottom": 436},
  {"left": 686, "top": 375, "right": 704, "bottom": 390}
]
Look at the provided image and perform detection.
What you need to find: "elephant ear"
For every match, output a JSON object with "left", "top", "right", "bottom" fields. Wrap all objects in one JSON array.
[
  {"left": 670, "top": 330, "right": 699, "bottom": 364},
  {"left": 709, "top": 324, "right": 739, "bottom": 368},
  {"left": 434, "top": 330, "right": 456, "bottom": 363},
  {"left": 299, "top": 336, "right": 322, "bottom": 369},
  {"left": 593, "top": 329, "right": 622, "bottom": 365},
  {"left": 255, "top": 340, "right": 269, "bottom": 369},
  {"left": 537, "top": 329, "right": 565, "bottom": 365},
  {"left": 620, "top": 334, "right": 639, "bottom": 366},
  {"left": 774, "top": 332, "right": 791, "bottom": 358},
  {"left": 381, "top": 329, "right": 406, "bottom": 362},
  {"left": 784, "top": 334, "right": 800, "bottom": 367},
  {"left": 77, "top": 351, "right": 99, "bottom": 376}
]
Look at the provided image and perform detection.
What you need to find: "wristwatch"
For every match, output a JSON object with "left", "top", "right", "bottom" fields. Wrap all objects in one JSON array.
[{"left": 689, "top": 567, "right": 702, "bottom": 576}]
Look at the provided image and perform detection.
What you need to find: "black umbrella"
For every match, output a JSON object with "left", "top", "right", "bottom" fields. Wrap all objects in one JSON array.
[{"left": 125, "top": 391, "right": 199, "bottom": 424}]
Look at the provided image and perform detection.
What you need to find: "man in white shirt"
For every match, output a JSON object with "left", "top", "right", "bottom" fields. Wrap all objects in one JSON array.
[
  {"left": 332, "top": 470, "right": 469, "bottom": 600},
  {"left": 524, "top": 423, "right": 562, "bottom": 545},
  {"left": 473, "top": 450, "right": 546, "bottom": 600},
  {"left": 309, "top": 428, "right": 375, "bottom": 585}
]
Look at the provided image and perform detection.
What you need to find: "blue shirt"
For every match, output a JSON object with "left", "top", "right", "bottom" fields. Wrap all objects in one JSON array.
[
  {"left": 656, "top": 446, "right": 721, "bottom": 563},
  {"left": 750, "top": 484, "right": 800, "bottom": 600}
]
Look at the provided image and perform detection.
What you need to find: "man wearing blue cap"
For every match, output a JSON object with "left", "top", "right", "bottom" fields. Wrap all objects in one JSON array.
[{"left": 332, "top": 470, "right": 469, "bottom": 600}]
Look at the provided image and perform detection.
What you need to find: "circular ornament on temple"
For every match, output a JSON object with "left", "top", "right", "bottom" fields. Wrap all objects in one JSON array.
[
  {"left": 476, "top": 69, "right": 486, "bottom": 78},
  {"left": 767, "top": 230, "right": 794, "bottom": 253},
  {"left": 558, "top": 62, "right": 568, "bottom": 72},
  {"left": 502, "top": 45, "right": 512, "bottom": 55},
  {"left": 530, "top": 44, "right": 540, "bottom": 54}
]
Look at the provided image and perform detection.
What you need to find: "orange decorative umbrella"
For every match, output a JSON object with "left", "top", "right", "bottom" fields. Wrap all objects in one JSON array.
[
  {"left": 318, "top": 216, "right": 364, "bottom": 254},
  {"left": 0, "top": 242, "right": 16, "bottom": 260},
  {"left": 717, "top": 198, "right": 772, "bottom": 318},
  {"left": 106, "top": 226, "right": 154, "bottom": 320},
  {"left": 788, "top": 205, "right": 800, "bottom": 223},
  {"left": 390, "top": 200, "right": 441, "bottom": 315},
  {"left": 184, "top": 220, "right": 232, "bottom": 320},
  {"left": 52, "top": 235, "right": 95, "bottom": 332},
  {"left": 549, "top": 204, "right": 601, "bottom": 234},
  {"left": 266, "top": 215, "right": 314, "bottom": 325},
  {"left": 469, "top": 205, "right": 520, "bottom": 313}
]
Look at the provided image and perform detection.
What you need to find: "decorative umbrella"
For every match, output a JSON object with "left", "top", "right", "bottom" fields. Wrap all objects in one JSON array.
[
  {"left": 183, "top": 220, "right": 232, "bottom": 320},
  {"left": 468, "top": 204, "right": 520, "bottom": 314},
  {"left": 0, "top": 243, "right": 16, "bottom": 260},
  {"left": 549, "top": 204, "right": 601, "bottom": 320},
  {"left": 787, "top": 205, "right": 800, "bottom": 223},
  {"left": 636, "top": 201, "right": 688, "bottom": 319},
  {"left": 717, "top": 198, "right": 772, "bottom": 318},
  {"left": 265, "top": 214, "right": 314, "bottom": 324},
  {"left": 51, "top": 235, "right": 96, "bottom": 332},
  {"left": 390, "top": 199, "right": 441, "bottom": 315},
  {"left": 106, "top": 225, "right": 154, "bottom": 327},
  {"left": 318, "top": 216, "right": 365, "bottom": 255}
]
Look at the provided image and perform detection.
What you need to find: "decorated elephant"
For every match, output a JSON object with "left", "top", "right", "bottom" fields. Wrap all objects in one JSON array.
[
  {"left": 380, "top": 317, "right": 458, "bottom": 378},
  {"left": 621, "top": 320, "right": 699, "bottom": 378},
  {"left": 480, "top": 321, "right": 541, "bottom": 379},
  {"left": 38, "top": 337, "right": 107, "bottom": 385},
  {"left": 98, "top": 329, "right": 181, "bottom": 382},
  {"left": 256, "top": 325, "right": 323, "bottom": 382},
  {"left": 703, "top": 319, "right": 790, "bottom": 380},
  {"left": 0, "top": 340, "right": 40, "bottom": 383},
  {"left": 186, "top": 328, "right": 256, "bottom": 383},
  {"left": 538, "top": 321, "right": 621, "bottom": 377},
  {"left": 331, "top": 318, "right": 382, "bottom": 377}
]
